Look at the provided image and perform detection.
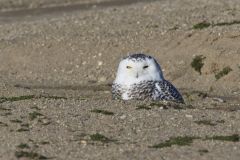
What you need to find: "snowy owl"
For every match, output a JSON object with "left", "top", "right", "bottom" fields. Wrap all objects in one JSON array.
[{"left": 112, "top": 53, "right": 184, "bottom": 103}]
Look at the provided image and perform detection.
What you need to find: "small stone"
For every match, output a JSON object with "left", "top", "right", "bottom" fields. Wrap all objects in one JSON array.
[
  {"left": 98, "top": 77, "right": 106, "bottom": 82},
  {"left": 40, "top": 118, "right": 51, "bottom": 125},
  {"left": 80, "top": 140, "right": 87, "bottom": 145},
  {"left": 185, "top": 114, "right": 193, "bottom": 118},
  {"left": 233, "top": 91, "right": 239, "bottom": 95},
  {"left": 104, "top": 91, "right": 110, "bottom": 94},
  {"left": 98, "top": 61, "right": 103, "bottom": 66},
  {"left": 212, "top": 97, "right": 225, "bottom": 103},
  {"left": 159, "top": 107, "right": 164, "bottom": 110},
  {"left": 120, "top": 115, "right": 126, "bottom": 120}
]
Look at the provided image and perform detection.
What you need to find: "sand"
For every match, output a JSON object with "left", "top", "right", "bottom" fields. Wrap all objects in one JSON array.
[{"left": 0, "top": 0, "right": 240, "bottom": 159}]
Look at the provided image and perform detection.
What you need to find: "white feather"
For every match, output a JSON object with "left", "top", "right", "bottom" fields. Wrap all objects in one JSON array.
[{"left": 114, "top": 57, "right": 164, "bottom": 86}]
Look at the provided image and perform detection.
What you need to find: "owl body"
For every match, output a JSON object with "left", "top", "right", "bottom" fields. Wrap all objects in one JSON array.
[{"left": 112, "top": 53, "right": 184, "bottom": 103}]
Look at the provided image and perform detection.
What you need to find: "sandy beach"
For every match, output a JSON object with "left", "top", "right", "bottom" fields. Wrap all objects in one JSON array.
[{"left": 0, "top": 0, "right": 240, "bottom": 159}]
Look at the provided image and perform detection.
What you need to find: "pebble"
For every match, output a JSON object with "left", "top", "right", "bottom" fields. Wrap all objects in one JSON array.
[
  {"left": 104, "top": 91, "right": 110, "bottom": 94},
  {"left": 80, "top": 140, "right": 87, "bottom": 145},
  {"left": 98, "top": 76, "right": 106, "bottom": 82},
  {"left": 40, "top": 118, "right": 51, "bottom": 125},
  {"left": 185, "top": 114, "right": 193, "bottom": 118},
  {"left": 212, "top": 97, "right": 225, "bottom": 103},
  {"left": 120, "top": 115, "right": 126, "bottom": 120},
  {"left": 98, "top": 61, "right": 103, "bottom": 66}
]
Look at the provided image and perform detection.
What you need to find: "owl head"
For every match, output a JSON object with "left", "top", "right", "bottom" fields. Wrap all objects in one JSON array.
[{"left": 114, "top": 53, "right": 164, "bottom": 85}]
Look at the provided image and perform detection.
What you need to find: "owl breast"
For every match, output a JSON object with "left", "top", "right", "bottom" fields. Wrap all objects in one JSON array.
[
  {"left": 112, "top": 80, "right": 184, "bottom": 103},
  {"left": 127, "top": 81, "right": 155, "bottom": 100},
  {"left": 112, "top": 81, "right": 155, "bottom": 100}
]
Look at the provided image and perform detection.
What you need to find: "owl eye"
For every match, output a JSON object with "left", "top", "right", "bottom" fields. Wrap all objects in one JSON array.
[
  {"left": 126, "top": 66, "right": 132, "bottom": 69},
  {"left": 143, "top": 65, "right": 149, "bottom": 69}
]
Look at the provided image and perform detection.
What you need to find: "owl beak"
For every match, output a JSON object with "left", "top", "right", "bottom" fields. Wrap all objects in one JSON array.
[{"left": 136, "top": 73, "right": 139, "bottom": 78}]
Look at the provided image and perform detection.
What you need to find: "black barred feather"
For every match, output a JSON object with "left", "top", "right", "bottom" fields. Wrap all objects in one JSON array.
[{"left": 112, "top": 80, "right": 184, "bottom": 103}]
